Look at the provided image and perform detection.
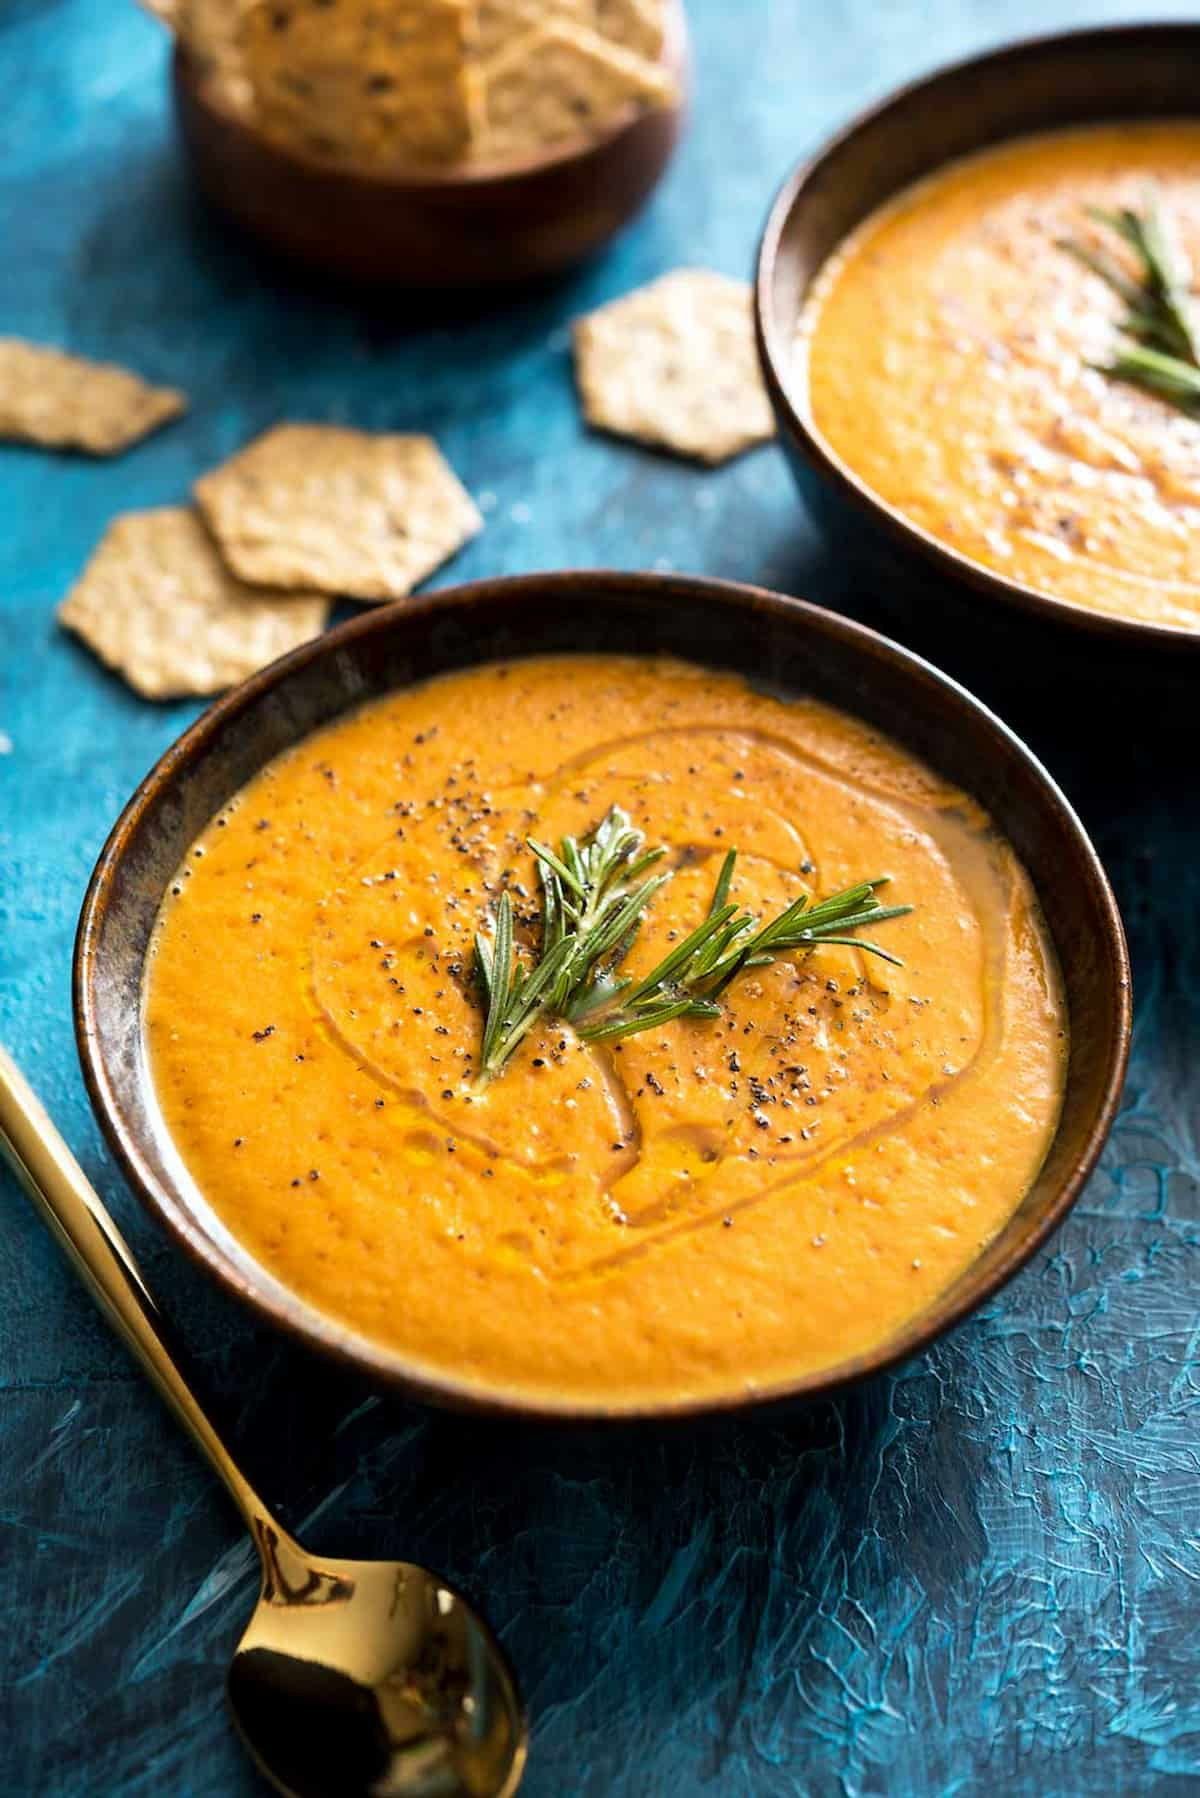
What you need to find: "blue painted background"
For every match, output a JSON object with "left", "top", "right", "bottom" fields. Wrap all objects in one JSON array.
[{"left": 2, "top": 2, "right": 1199, "bottom": 1793}]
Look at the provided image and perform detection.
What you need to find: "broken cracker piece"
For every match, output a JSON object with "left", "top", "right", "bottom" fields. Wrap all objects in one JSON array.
[
  {"left": 573, "top": 269, "right": 775, "bottom": 465},
  {"left": 59, "top": 508, "right": 329, "bottom": 700},
  {"left": 136, "top": 0, "right": 180, "bottom": 25},
  {"left": 473, "top": 19, "right": 674, "bottom": 162},
  {"left": 0, "top": 340, "right": 186, "bottom": 456},
  {"left": 471, "top": 0, "right": 592, "bottom": 59},
  {"left": 242, "top": 0, "right": 473, "bottom": 167},
  {"left": 594, "top": 0, "right": 666, "bottom": 60},
  {"left": 180, "top": 0, "right": 255, "bottom": 115},
  {"left": 194, "top": 424, "right": 482, "bottom": 602}
]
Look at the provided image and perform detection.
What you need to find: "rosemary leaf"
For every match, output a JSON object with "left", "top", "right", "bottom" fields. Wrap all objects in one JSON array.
[
  {"left": 708, "top": 848, "right": 737, "bottom": 916},
  {"left": 526, "top": 837, "right": 583, "bottom": 898},
  {"left": 1106, "top": 340, "right": 1200, "bottom": 404}
]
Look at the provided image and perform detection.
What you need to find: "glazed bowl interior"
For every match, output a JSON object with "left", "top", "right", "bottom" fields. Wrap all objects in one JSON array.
[
  {"left": 75, "top": 575, "right": 1129, "bottom": 1420},
  {"left": 755, "top": 22, "right": 1200, "bottom": 653}
]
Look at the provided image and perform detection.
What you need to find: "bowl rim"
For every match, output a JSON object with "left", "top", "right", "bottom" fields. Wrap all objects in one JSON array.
[
  {"left": 74, "top": 572, "right": 1131, "bottom": 1422},
  {"left": 174, "top": 0, "right": 689, "bottom": 192},
  {"left": 754, "top": 19, "right": 1200, "bottom": 653}
]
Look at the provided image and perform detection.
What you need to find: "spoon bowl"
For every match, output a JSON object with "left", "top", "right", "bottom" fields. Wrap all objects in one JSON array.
[
  {"left": 229, "top": 1527, "right": 525, "bottom": 1798},
  {"left": 0, "top": 1045, "right": 527, "bottom": 1798}
]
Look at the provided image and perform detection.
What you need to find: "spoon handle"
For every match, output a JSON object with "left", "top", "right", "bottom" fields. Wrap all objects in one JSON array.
[{"left": 0, "top": 1042, "right": 276, "bottom": 1541}]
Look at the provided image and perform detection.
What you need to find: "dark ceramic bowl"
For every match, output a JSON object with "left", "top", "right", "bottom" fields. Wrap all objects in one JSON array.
[
  {"left": 755, "top": 22, "right": 1200, "bottom": 665},
  {"left": 171, "top": 2, "right": 688, "bottom": 288},
  {"left": 74, "top": 574, "right": 1130, "bottom": 1420}
]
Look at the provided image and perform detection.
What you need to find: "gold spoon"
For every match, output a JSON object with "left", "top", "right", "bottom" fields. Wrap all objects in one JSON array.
[{"left": 0, "top": 1045, "right": 527, "bottom": 1798}]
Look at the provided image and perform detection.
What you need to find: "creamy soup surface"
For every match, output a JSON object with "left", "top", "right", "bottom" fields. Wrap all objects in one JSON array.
[
  {"left": 797, "top": 123, "right": 1200, "bottom": 631},
  {"left": 145, "top": 655, "right": 1067, "bottom": 1407}
]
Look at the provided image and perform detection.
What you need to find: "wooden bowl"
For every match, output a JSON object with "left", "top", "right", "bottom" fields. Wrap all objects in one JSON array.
[
  {"left": 74, "top": 574, "right": 1130, "bottom": 1420},
  {"left": 755, "top": 23, "right": 1200, "bottom": 668},
  {"left": 170, "top": 6, "right": 688, "bottom": 288}
]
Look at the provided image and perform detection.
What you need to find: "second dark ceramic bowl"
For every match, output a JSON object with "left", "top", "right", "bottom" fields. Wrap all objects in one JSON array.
[
  {"left": 172, "top": 1, "right": 688, "bottom": 288},
  {"left": 74, "top": 574, "right": 1129, "bottom": 1421},
  {"left": 755, "top": 23, "right": 1200, "bottom": 665}
]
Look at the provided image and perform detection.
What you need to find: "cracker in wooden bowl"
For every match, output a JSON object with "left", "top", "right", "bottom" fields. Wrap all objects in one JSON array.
[
  {"left": 179, "top": 0, "right": 255, "bottom": 114},
  {"left": 594, "top": 0, "right": 666, "bottom": 59},
  {"left": 472, "top": 18, "right": 674, "bottom": 162},
  {"left": 471, "top": 0, "right": 591, "bottom": 59},
  {"left": 241, "top": 0, "right": 474, "bottom": 165}
]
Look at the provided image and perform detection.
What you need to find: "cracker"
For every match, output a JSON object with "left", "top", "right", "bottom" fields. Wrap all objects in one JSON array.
[
  {"left": 0, "top": 340, "right": 186, "bottom": 456},
  {"left": 573, "top": 269, "right": 776, "bottom": 465},
  {"left": 594, "top": 0, "right": 666, "bottom": 59},
  {"left": 471, "top": 0, "right": 591, "bottom": 59},
  {"left": 241, "top": 0, "right": 473, "bottom": 166},
  {"left": 194, "top": 424, "right": 482, "bottom": 601},
  {"left": 59, "top": 508, "right": 329, "bottom": 700},
  {"left": 473, "top": 19, "right": 674, "bottom": 161},
  {"left": 178, "top": 0, "right": 255, "bottom": 114}
]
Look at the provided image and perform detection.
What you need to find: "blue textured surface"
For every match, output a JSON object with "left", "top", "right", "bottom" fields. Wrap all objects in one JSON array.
[{"left": 2, "top": 2, "right": 1199, "bottom": 1793}]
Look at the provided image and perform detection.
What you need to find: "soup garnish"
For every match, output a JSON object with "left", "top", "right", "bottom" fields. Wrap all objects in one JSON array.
[
  {"left": 476, "top": 805, "right": 910, "bottom": 1082},
  {"left": 1058, "top": 194, "right": 1200, "bottom": 415}
]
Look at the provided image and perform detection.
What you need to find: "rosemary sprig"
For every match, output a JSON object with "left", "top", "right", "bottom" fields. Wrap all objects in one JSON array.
[
  {"left": 576, "top": 855, "right": 911, "bottom": 1045},
  {"left": 473, "top": 807, "right": 668, "bottom": 1085},
  {"left": 1058, "top": 195, "right": 1200, "bottom": 415},
  {"left": 472, "top": 808, "right": 911, "bottom": 1085}
]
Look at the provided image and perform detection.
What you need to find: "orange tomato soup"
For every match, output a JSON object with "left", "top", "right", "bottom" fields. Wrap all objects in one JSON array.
[
  {"left": 145, "top": 656, "right": 1066, "bottom": 1408},
  {"left": 798, "top": 123, "right": 1200, "bottom": 631}
]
